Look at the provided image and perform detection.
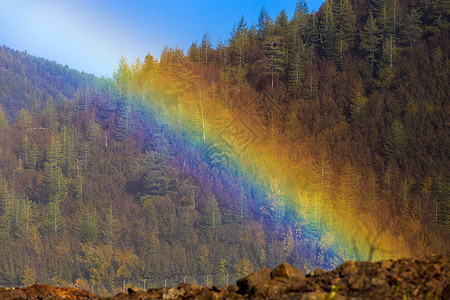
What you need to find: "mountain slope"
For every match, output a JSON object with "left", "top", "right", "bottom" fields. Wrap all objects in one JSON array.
[{"left": 0, "top": 0, "right": 448, "bottom": 294}]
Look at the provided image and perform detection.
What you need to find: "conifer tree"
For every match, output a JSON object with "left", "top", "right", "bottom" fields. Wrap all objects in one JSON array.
[
  {"left": 20, "top": 198, "right": 33, "bottom": 237},
  {"left": 319, "top": 0, "right": 336, "bottom": 59},
  {"left": 27, "top": 142, "right": 40, "bottom": 170},
  {"left": 350, "top": 89, "right": 367, "bottom": 120},
  {"left": 87, "top": 113, "right": 101, "bottom": 142},
  {"left": 200, "top": 31, "right": 213, "bottom": 68},
  {"left": 47, "top": 194, "right": 63, "bottom": 235},
  {"left": 43, "top": 96, "right": 57, "bottom": 130},
  {"left": 188, "top": 41, "right": 200, "bottom": 63},
  {"left": 15, "top": 108, "right": 31, "bottom": 129},
  {"left": 384, "top": 120, "right": 406, "bottom": 156},
  {"left": 288, "top": 1, "right": 309, "bottom": 90},
  {"left": 103, "top": 203, "right": 119, "bottom": 248},
  {"left": 263, "top": 35, "right": 285, "bottom": 89},
  {"left": 339, "top": 162, "right": 359, "bottom": 221},
  {"left": 77, "top": 206, "right": 99, "bottom": 243},
  {"left": 19, "top": 134, "right": 30, "bottom": 168},
  {"left": 0, "top": 104, "right": 8, "bottom": 129},
  {"left": 257, "top": 6, "right": 272, "bottom": 40},
  {"left": 335, "top": 0, "right": 355, "bottom": 65},
  {"left": 312, "top": 152, "right": 333, "bottom": 224},
  {"left": 267, "top": 179, "right": 285, "bottom": 228},
  {"left": 360, "top": 12, "right": 381, "bottom": 69},
  {"left": 230, "top": 15, "right": 248, "bottom": 70}
]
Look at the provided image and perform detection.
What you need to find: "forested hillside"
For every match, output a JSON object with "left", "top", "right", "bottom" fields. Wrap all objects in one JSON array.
[{"left": 0, "top": 0, "right": 448, "bottom": 295}]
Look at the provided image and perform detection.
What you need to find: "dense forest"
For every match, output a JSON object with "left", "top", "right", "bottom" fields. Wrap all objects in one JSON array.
[{"left": 0, "top": 0, "right": 448, "bottom": 295}]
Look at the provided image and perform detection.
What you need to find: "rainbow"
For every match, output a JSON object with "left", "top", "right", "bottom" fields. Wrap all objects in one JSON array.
[{"left": 117, "top": 56, "right": 411, "bottom": 270}]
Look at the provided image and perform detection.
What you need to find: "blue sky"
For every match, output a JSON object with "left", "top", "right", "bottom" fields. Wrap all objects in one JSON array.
[{"left": 0, "top": 0, "right": 324, "bottom": 77}]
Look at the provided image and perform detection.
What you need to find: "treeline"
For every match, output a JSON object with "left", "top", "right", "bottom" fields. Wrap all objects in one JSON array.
[{"left": 0, "top": 46, "right": 102, "bottom": 122}]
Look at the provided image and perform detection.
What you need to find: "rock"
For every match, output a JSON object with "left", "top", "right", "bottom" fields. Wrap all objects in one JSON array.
[
  {"left": 271, "top": 262, "right": 305, "bottom": 282},
  {"left": 0, "top": 255, "right": 448, "bottom": 299},
  {"left": 236, "top": 268, "right": 271, "bottom": 294},
  {"left": 380, "top": 260, "right": 393, "bottom": 270},
  {"left": 312, "top": 268, "right": 325, "bottom": 276},
  {"left": 162, "top": 287, "right": 180, "bottom": 299}
]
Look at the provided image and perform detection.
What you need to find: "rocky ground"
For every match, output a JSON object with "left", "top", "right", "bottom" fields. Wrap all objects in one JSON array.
[{"left": 1, "top": 255, "right": 448, "bottom": 299}]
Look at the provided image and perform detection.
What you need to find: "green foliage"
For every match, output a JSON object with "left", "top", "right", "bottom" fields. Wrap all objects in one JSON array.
[
  {"left": 360, "top": 12, "right": 381, "bottom": 68},
  {"left": 384, "top": 120, "right": 406, "bottom": 156},
  {"left": 15, "top": 108, "right": 31, "bottom": 129},
  {"left": 0, "top": 105, "right": 8, "bottom": 129},
  {"left": 350, "top": 90, "right": 367, "bottom": 120},
  {"left": 128, "top": 150, "right": 174, "bottom": 198},
  {"left": 77, "top": 206, "right": 99, "bottom": 243}
]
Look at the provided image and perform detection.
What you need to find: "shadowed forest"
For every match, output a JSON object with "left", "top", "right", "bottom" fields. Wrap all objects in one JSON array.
[{"left": 0, "top": 0, "right": 448, "bottom": 295}]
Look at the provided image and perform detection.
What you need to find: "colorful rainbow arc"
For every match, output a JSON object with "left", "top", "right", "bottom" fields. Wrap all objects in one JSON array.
[{"left": 122, "top": 70, "right": 411, "bottom": 270}]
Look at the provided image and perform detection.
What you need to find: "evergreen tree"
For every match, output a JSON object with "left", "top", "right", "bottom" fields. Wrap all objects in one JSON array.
[
  {"left": 288, "top": 1, "right": 309, "bottom": 90},
  {"left": 350, "top": 89, "right": 367, "bottom": 120},
  {"left": 360, "top": 12, "right": 381, "bottom": 69},
  {"left": 77, "top": 206, "right": 99, "bottom": 243},
  {"left": 257, "top": 6, "right": 272, "bottom": 40},
  {"left": 384, "top": 120, "right": 406, "bottom": 156},
  {"left": 400, "top": 7, "right": 422, "bottom": 48},
  {"left": 27, "top": 142, "right": 40, "bottom": 170},
  {"left": 87, "top": 113, "right": 101, "bottom": 142},
  {"left": 15, "top": 108, "right": 31, "bottom": 129},
  {"left": 335, "top": 0, "right": 355, "bottom": 65},
  {"left": 312, "top": 152, "right": 333, "bottom": 224},
  {"left": 263, "top": 35, "right": 285, "bottom": 89},
  {"left": 46, "top": 194, "right": 63, "bottom": 235},
  {"left": 200, "top": 31, "right": 213, "bottom": 68},
  {"left": 230, "top": 15, "right": 248, "bottom": 69},
  {"left": 188, "top": 41, "right": 200, "bottom": 63},
  {"left": 102, "top": 203, "right": 119, "bottom": 248},
  {"left": 42, "top": 96, "right": 57, "bottom": 130},
  {"left": 319, "top": 0, "right": 336, "bottom": 59},
  {"left": 19, "top": 134, "right": 30, "bottom": 168},
  {"left": 0, "top": 104, "right": 8, "bottom": 129}
]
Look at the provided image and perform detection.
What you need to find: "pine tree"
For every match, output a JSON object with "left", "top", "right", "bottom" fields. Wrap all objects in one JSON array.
[
  {"left": 19, "top": 134, "right": 30, "bottom": 168},
  {"left": 47, "top": 194, "right": 63, "bottom": 235},
  {"left": 42, "top": 152, "right": 66, "bottom": 206},
  {"left": 335, "top": 0, "right": 355, "bottom": 65},
  {"left": 360, "top": 12, "right": 381, "bottom": 69},
  {"left": 87, "top": 113, "right": 101, "bottom": 142},
  {"left": 60, "top": 125, "right": 75, "bottom": 177},
  {"left": 77, "top": 206, "right": 99, "bottom": 243},
  {"left": 263, "top": 35, "right": 285, "bottom": 89},
  {"left": 430, "top": 174, "right": 449, "bottom": 228},
  {"left": 312, "top": 152, "right": 333, "bottom": 224},
  {"left": 200, "top": 195, "right": 221, "bottom": 243},
  {"left": 350, "top": 89, "right": 367, "bottom": 120},
  {"left": 0, "top": 104, "right": 8, "bottom": 129},
  {"left": 230, "top": 15, "right": 248, "bottom": 69},
  {"left": 339, "top": 161, "right": 359, "bottom": 221},
  {"left": 42, "top": 96, "right": 57, "bottom": 130},
  {"left": 257, "top": 6, "right": 272, "bottom": 40},
  {"left": 188, "top": 41, "right": 200, "bottom": 63},
  {"left": 267, "top": 179, "right": 285, "bottom": 228},
  {"left": 384, "top": 120, "right": 406, "bottom": 156},
  {"left": 319, "top": 0, "right": 336, "bottom": 59},
  {"left": 20, "top": 198, "right": 33, "bottom": 237},
  {"left": 103, "top": 203, "right": 119, "bottom": 248},
  {"left": 400, "top": 7, "right": 422, "bottom": 48},
  {"left": 288, "top": 1, "right": 309, "bottom": 90},
  {"left": 200, "top": 31, "right": 213, "bottom": 68},
  {"left": 27, "top": 142, "right": 40, "bottom": 170},
  {"left": 15, "top": 108, "right": 31, "bottom": 129}
]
